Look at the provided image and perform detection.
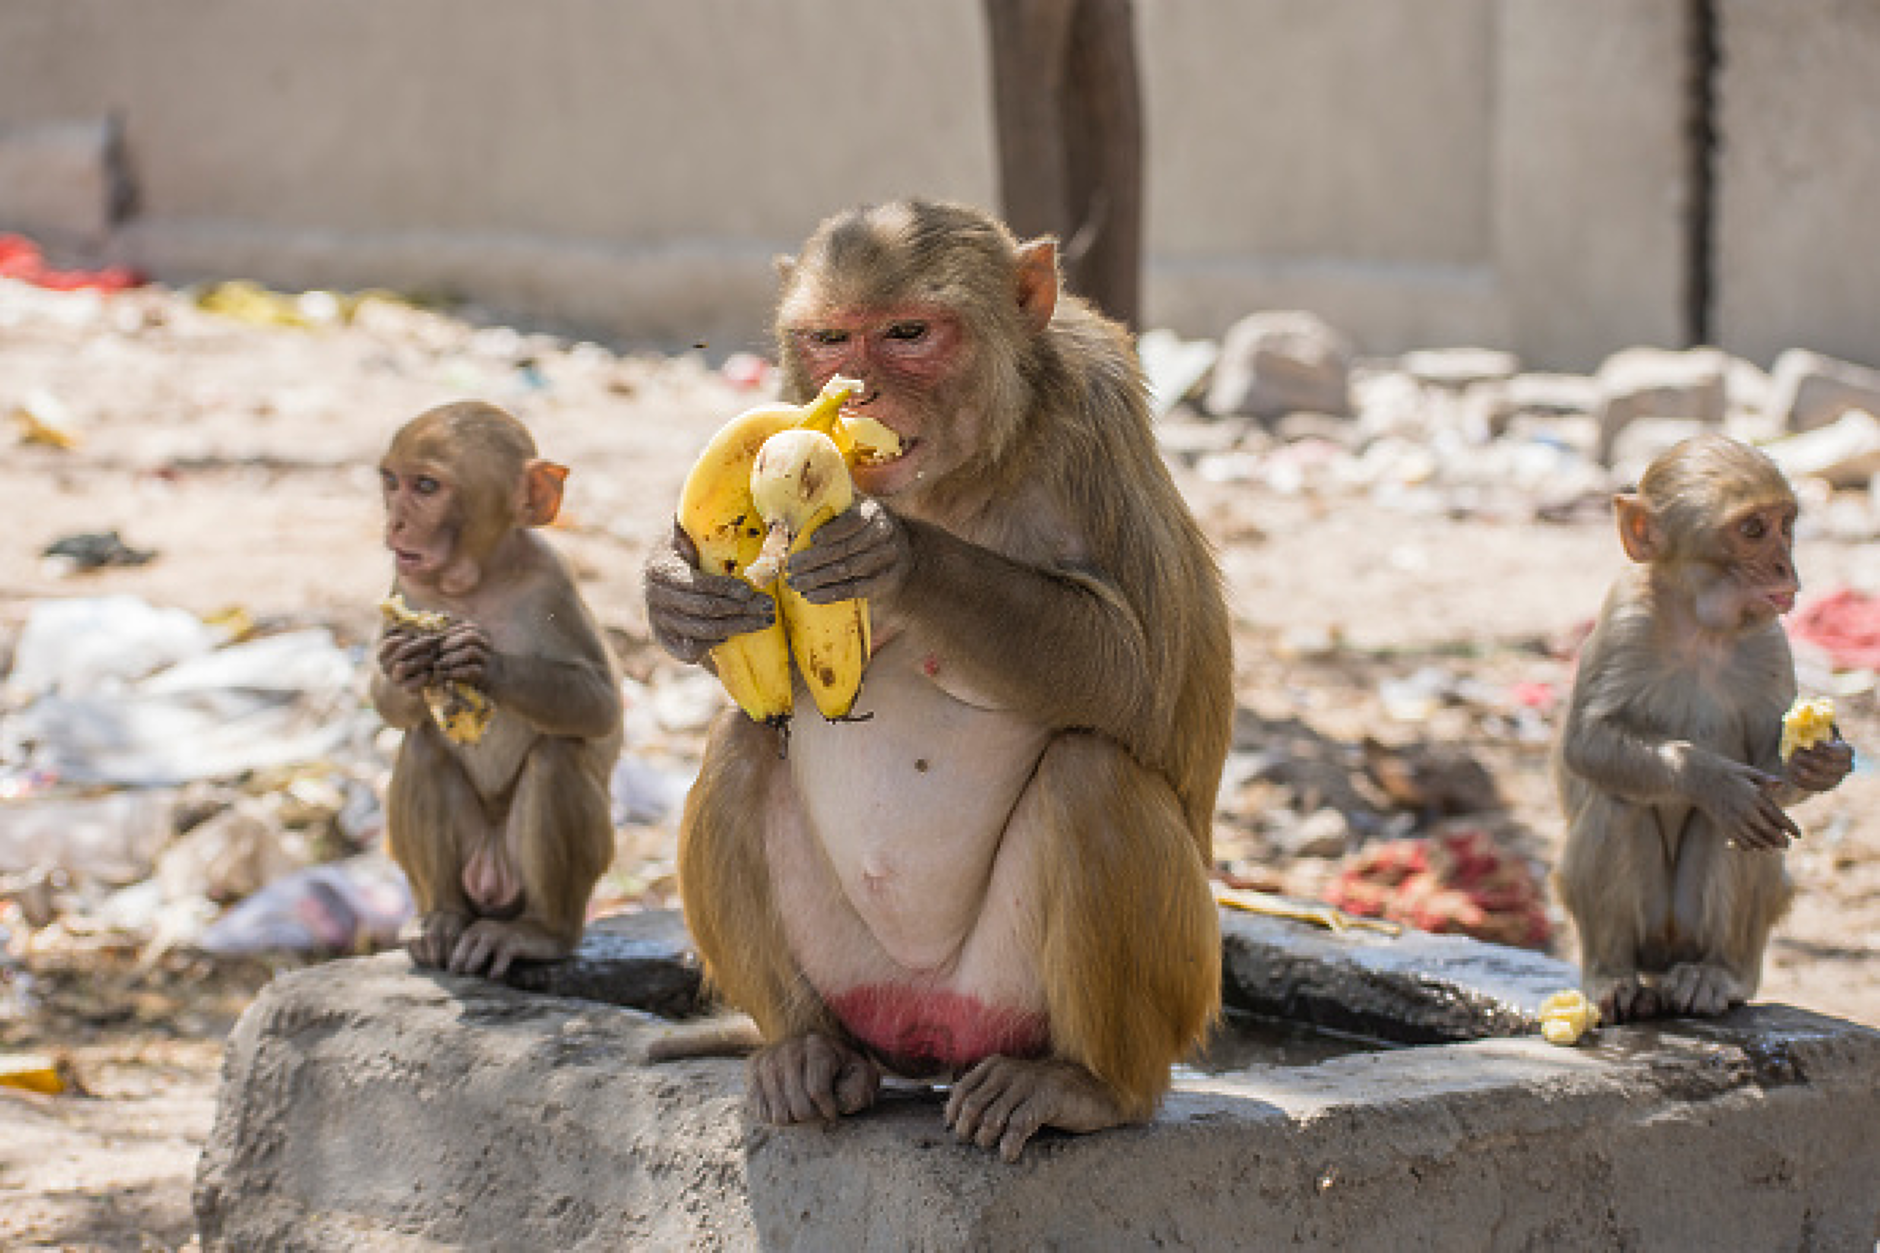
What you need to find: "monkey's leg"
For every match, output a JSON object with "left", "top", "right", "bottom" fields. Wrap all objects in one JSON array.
[
  {"left": 945, "top": 734, "right": 1218, "bottom": 1162},
  {"left": 678, "top": 711, "right": 864, "bottom": 1121},
  {"left": 1658, "top": 826, "right": 1793, "bottom": 1017},
  {"left": 680, "top": 712, "right": 829, "bottom": 1035},
  {"left": 386, "top": 724, "right": 482, "bottom": 970},
  {"left": 448, "top": 737, "right": 616, "bottom": 979},
  {"left": 1555, "top": 800, "right": 1672, "bottom": 1023}
]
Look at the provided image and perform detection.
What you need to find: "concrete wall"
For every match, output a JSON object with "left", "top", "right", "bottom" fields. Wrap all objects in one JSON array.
[
  {"left": 1713, "top": 0, "right": 1880, "bottom": 370},
  {"left": 0, "top": 1, "right": 1871, "bottom": 371}
]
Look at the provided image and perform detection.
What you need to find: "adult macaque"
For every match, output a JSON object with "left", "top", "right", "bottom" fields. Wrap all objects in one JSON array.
[
  {"left": 1554, "top": 433, "right": 1853, "bottom": 1023},
  {"left": 372, "top": 401, "right": 622, "bottom": 979},
  {"left": 644, "top": 199, "right": 1231, "bottom": 1160}
]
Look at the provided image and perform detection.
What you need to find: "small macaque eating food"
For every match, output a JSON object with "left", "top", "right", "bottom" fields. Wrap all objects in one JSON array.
[
  {"left": 371, "top": 401, "right": 623, "bottom": 979},
  {"left": 1554, "top": 434, "right": 1855, "bottom": 1024}
]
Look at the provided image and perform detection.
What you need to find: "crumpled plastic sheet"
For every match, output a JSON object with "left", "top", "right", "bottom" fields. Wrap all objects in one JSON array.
[{"left": 4, "top": 628, "right": 369, "bottom": 787}]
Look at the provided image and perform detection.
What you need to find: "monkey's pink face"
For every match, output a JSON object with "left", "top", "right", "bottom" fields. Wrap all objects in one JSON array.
[
  {"left": 1707, "top": 498, "right": 1800, "bottom": 630},
  {"left": 787, "top": 303, "right": 974, "bottom": 499},
  {"left": 380, "top": 456, "right": 461, "bottom": 587}
]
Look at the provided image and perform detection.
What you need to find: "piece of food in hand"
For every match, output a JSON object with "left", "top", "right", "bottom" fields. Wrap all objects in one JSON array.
[
  {"left": 1538, "top": 988, "right": 1600, "bottom": 1046},
  {"left": 378, "top": 594, "right": 496, "bottom": 745},
  {"left": 1779, "top": 696, "right": 1836, "bottom": 762}
]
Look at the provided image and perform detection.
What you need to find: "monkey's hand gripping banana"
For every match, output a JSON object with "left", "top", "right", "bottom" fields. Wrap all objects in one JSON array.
[
  {"left": 378, "top": 594, "right": 496, "bottom": 745},
  {"left": 676, "top": 375, "right": 902, "bottom": 725}
]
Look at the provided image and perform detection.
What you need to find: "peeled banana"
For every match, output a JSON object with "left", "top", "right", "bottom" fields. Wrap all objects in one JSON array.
[
  {"left": 378, "top": 594, "right": 495, "bottom": 745},
  {"left": 676, "top": 374, "right": 899, "bottom": 724},
  {"left": 1780, "top": 696, "right": 1836, "bottom": 761},
  {"left": 747, "top": 428, "right": 871, "bottom": 720},
  {"left": 1538, "top": 989, "right": 1600, "bottom": 1046}
]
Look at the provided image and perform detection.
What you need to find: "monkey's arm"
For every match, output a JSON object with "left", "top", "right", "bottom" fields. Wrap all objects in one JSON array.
[
  {"left": 1560, "top": 640, "right": 1798, "bottom": 852},
  {"left": 797, "top": 503, "right": 1155, "bottom": 746},
  {"left": 432, "top": 620, "right": 620, "bottom": 740}
]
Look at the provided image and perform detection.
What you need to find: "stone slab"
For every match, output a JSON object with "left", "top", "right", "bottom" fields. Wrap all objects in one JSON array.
[{"left": 196, "top": 915, "right": 1880, "bottom": 1250}]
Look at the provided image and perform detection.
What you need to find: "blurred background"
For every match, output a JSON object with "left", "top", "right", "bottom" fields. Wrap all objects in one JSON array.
[{"left": 5, "top": 0, "right": 1878, "bottom": 371}]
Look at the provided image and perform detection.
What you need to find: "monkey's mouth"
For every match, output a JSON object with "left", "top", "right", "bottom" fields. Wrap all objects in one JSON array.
[{"left": 392, "top": 548, "right": 430, "bottom": 573}]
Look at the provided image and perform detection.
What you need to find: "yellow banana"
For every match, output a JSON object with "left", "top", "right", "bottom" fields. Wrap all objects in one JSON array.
[
  {"left": 747, "top": 428, "right": 872, "bottom": 720},
  {"left": 677, "top": 375, "right": 899, "bottom": 724}
]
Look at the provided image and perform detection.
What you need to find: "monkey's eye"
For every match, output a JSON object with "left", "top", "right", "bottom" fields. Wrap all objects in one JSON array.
[
  {"left": 805, "top": 329, "right": 851, "bottom": 347},
  {"left": 884, "top": 321, "right": 928, "bottom": 342},
  {"left": 413, "top": 475, "right": 442, "bottom": 496},
  {"left": 379, "top": 469, "right": 398, "bottom": 493},
  {"left": 1740, "top": 516, "right": 1767, "bottom": 540}
]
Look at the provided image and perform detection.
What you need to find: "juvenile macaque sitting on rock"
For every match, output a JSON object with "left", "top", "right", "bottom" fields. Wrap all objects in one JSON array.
[
  {"left": 1554, "top": 433, "right": 1854, "bottom": 1023},
  {"left": 371, "top": 401, "right": 623, "bottom": 980},
  {"left": 644, "top": 200, "right": 1232, "bottom": 1161}
]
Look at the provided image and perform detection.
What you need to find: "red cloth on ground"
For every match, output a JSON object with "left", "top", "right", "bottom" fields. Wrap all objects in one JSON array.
[
  {"left": 1324, "top": 826, "right": 1552, "bottom": 950},
  {"left": 1788, "top": 586, "right": 1880, "bottom": 671},
  {"left": 0, "top": 233, "right": 142, "bottom": 293}
]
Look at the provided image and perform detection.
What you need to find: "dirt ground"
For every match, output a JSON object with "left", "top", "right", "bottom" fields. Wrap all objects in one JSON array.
[{"left": 1, "top": 278, "right": 1875, "bottom": 1251}]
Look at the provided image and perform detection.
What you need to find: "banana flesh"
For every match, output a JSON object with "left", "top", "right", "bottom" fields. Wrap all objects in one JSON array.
[
  {"left": 747, "top": 428, "right": 871, "bottom": 720},
  {"left": 676, "top": 374, "right": 897, "bottom": 724},
  {"left": 378, "top": 594, "right": 496, "bottom": 745},
  {"left": 1780, "top": 696, "right": 1836, "bottom": 761}
]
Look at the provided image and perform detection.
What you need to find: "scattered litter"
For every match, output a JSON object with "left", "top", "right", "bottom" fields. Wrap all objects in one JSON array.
[
  {"left": 1325, "top": 827, "right": 1552, "bottom": 949},
  {"left": 6, "top": 596, "right": 216, "bottom": 701},
  {"left": 41, "top": 530, "right": 156, "bottom": 573},
  {"left": 0, "top": 233, "right": 142, "bottom": 293},
  {"left": 610, "top": 754, "right": 695, "bottom": 826},
  {"left": 197, "top": 853, "right": 412, "bottom": 956},
  {"left": 0, "top": 789, "right": 176, "bottom": 885},
  {"left": 7, "top": 627, "right": 366, "bottom": 787},
  {"left": 1788, "top": 586, "right": 1880, "bottom": 672},
  {"left": 0, "top": 1052, "right": 67, "bottom": 1095},
  {"left": 10, "top": 389, "right": 81, "bottom": 449}
]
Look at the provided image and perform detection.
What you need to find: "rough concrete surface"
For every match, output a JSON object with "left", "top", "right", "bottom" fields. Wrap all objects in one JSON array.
[{"left": 196, "top": 917, "right": 1880, "bottom": 1252}]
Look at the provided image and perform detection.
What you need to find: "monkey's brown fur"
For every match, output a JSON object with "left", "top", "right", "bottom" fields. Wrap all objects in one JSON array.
[
  {"left": 672, "top": 200, "right": 1230, "bottom": 1145},
  {"left": 1553, "top": 434, "right": 1852, "bottom": 1022},
  {"left": 373, "top": 402, "right": 623, "bottom": 979}
]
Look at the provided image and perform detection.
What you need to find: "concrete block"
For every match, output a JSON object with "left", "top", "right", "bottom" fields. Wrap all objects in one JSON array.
[
  {"left": 197, "top": 913, "right": 1880, "bottom": 1250},
  {"left": 1767, "top": 348, "right": 1880, "bottom": 433}
]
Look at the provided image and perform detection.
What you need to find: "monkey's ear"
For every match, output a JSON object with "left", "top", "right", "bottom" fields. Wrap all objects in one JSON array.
[
  {"left": 520, "top": 459, "right": 569, "bottom": 528},
  {"left": 1015, "top": 238, "right": 1059, "bottom": 332},
  {"left": 1613, "top": 492, "right": 1661, "bottom": 563}
]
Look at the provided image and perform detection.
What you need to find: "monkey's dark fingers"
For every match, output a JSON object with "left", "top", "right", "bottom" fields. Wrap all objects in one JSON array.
[
  {"left": 1788, "top": 740, "right": 1855, "bottom": 793},
  {"left": 749, "top": 1035, "right": 846, "bottom": 1125},
  {"left": 379, "top": 635, "right": 440, "bottom": 687},
  {"left": 646, "top": 583, "right": 776, "bottom": 662}
]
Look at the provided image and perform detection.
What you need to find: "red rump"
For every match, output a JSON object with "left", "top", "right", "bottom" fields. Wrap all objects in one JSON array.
[{"left": 828, "top": 985, "right": 1048, "bottom": 1074}]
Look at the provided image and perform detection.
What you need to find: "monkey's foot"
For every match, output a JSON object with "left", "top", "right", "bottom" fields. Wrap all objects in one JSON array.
[
  {"left": 944, "top": 1056, "right": 1130, "bottom": 1163},
  {"left": 407, "top": 910, "right": 472, "bottom": 971},
  {"left": 1658, "top": 963, "right": 1746, "bottom": 1018},
  {"left": 446, "top": 918, "right": 571, "bottom": 980},
  {"left": 747, "top": 1032, "right": 881, "bottom": 1126},
  {"left": 1590, "top": 973, "right": 1663, "bottom": 1024}
]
